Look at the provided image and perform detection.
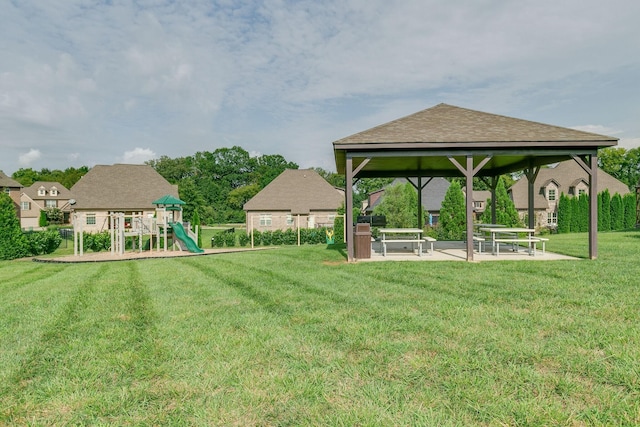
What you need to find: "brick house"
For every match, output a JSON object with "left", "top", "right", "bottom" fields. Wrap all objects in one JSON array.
[
  {"left": 20, "top": 182, "right": 75, "bottom": 230},
  {"left": 0, "top": 171, "right": 23, "bottom": 217},
  {"left": 509, "top": 160, "right": 630, "bottom": 229},
  {"left": 70, "top": 164, "right": 179, "bottom": 233},
  {"left": 244, "top": 169, "right": 343, "bottom": 232}
]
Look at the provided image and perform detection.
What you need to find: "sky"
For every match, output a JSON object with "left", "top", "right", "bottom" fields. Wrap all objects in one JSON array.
[{"left": 1, "top": 0, "right": 639, "bottom": 176}]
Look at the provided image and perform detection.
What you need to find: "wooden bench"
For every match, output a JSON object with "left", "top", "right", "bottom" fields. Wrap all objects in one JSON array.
[{"left": 494, "top": 237, "right": 547, "bottom": 256}]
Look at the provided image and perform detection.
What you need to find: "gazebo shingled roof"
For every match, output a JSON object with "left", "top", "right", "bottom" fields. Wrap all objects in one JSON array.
[{"left": 332, "top": 103, "right": 618, "bottom": 261}]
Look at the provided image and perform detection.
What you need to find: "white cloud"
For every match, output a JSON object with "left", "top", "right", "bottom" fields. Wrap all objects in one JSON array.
[
  {"left": 121, "top": 147, "right": 157, "bottom": 164},
  {"left": 19, "top": 148, "right": 42, "bottom": 166},
  {"left": 0, "top": 0, "right": 639, "bottom": 175}
]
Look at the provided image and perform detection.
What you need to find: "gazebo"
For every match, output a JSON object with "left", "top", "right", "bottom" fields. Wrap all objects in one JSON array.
[{"left": 333, "top": 104, "right": 618, "bottom": 262}]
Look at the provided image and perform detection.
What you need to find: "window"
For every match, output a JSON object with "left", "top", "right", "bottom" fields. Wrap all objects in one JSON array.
[
  {"left": 38, "top": 186, "right": 46, "bottom": 196},
  {"left": 45, "top": 200, "right": 57, "bottom": 208},
  {"left": 259, "top": 214, "right": 272, "bottom": 226},
  {"left": 547, "top": 212, "right": 557, "bottom": 225},
  {"left": 578, "top": 189, "right": 586, "bottom": 196},
  {"left": 86, "top": 214, "right": 96, "bottom": 225},
  {"left": 286, "top": 214, "right": 294, "bottom": 226},
  {"left": 21, "top": 201, "right": 31, "bottom": 210},
  {"left": 3, "top": 187, "right": 10, "bottom": 194},
  {"left": 473, "top": 201, "right": 483, "bottom": 209},
  {"left": 50, "top": 186, "right": 58, "bottom": 196},
  {"left": 548, "top": 189, "right": 556, "bottom": 201}
]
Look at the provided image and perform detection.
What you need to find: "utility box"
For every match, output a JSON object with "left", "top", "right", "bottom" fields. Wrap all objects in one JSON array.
[{"left": 354, "top": 223, "right": 372, "bottom": 259}]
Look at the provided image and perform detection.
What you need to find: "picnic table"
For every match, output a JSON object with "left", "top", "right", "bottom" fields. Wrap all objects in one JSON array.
[
  {"left": 472, "top": 224, "right": 506, "bottom": 253},
  {"left": 479, "top": 227, "right": 547, "bottom": 256},
  {"left": 379, "top": 228, "right": 435, "bottom": 256}
]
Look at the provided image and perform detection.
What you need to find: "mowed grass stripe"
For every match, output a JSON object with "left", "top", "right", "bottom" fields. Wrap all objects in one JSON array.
[
  {"left": 171, "top": 255, "right": 459, "bottom": 424},
  {"left": 0, "top": 263, "right": 108, "bottom": 423},
  {"left": 0, "top": 263, "right": 66, "bottom": 294},
  {"left": 0, "top": 263, "right": 103, "bottom": 388},
  {"left": 0, "top": 261, "right": 178, "bottom": 425}
]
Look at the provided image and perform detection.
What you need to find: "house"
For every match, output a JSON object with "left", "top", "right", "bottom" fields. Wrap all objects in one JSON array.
[
  {"left": 0, "top": 171, "right": 23, "bottom": 217},
  {"left": 243, "top": 169, "right": 343, "bottom": 231},
  {"left": 70, "top": 164, "right": 179, "bottom": 232},
  {"left": 464, "top": 190, "right": 492, "bottom": 219},
  {"left": 20, "top": 182, "right": 75, "bottom": 230},
  {"left": 509, "top": 160, "right": 630, "bottom": 229},
  {"left": 366, "top": 178, "right": 491, "bottom": 224},
  {"left": 365, "top": 177, "right": 451, "bottom": 225}
]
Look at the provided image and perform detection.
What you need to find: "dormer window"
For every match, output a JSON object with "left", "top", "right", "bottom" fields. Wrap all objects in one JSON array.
[
  {"left": 38, "top": 186, "right": 46, "bottom": 196},
  {"left": 50, "top": 186, "right": 58, "bottom": 196},
  {"left": 548, "top": 189, "right": 556, "bottom": 201}
]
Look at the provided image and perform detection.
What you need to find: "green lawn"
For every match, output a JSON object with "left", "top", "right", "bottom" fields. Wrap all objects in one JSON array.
[{"left": 1, "top": 232, "right": 639, "bottom": 425}]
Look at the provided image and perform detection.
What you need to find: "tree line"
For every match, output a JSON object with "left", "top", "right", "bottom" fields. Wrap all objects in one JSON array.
[
  {"left": 557, "top": 190, "right": 636, "bottom": 233},
  {"left": 9, "top": 146, "right": 386, "bottom": 225}
]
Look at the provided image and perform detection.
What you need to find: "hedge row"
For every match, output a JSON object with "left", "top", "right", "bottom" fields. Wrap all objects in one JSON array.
[{"left": 210, "top": 226, "right": 342, "bottom": 248}]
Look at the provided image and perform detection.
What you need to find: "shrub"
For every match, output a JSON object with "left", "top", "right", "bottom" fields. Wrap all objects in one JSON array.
[
  {"left": 252, "top": 230, "right": 262, "bottom": 246},
  {"left": 238, "top": 233, "right": 250, "bottom": 247},
  {"left": 261, "top": 230, "right": 273, "bottom": 246},
  {"left": 0, "top": 194, "right": 29, "bottom": 260},
  {"left": 333, "top": 216, "right": 345, "bottom": 244},
  {"left": 223, "top": 232, "right": 236, "bottom": 247},
  {"left": 283, "top": 228, "right": 297, "bottom": 245},
  {"left": 213, "top": 233, "right": 225, "bottom": 248},
  {"left": 24, "top": 229, "right": 62, "bottom": 255},
  {"left": 91, "top": 231, "right": 111, "bottom": 252},
  {"left": 271, "top": 229, "right": 284, "bottom": 245},
  {"left": 438, "top": 180, "right": 466, "bottom": 240},
  {"left": 623, "top": 193, "right": 636, "bottom": 229}
]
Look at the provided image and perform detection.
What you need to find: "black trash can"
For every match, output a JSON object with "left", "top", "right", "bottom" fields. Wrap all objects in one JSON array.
[{"left": 354, "top": 223, "right": 372, "bottom": 259}]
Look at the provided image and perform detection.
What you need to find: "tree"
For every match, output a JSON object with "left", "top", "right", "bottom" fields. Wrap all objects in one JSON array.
[
  {"left": 45, "top": 207, "right": 64, "bottom": 224},
  {"left": 253, "top": 154, "right": 298, "bottom": 188},
  {"left": 192, "top": 209, "right": 202, "bottom": 248},
  {"left": 577, "top": 193, "right": 589, "bottom": 232},
  {"left": 599, "top": 147, "right": 640, "bottom": 190},
  {"left": 227, "top": 184, "right": 261, "bottom": 211},
  {"left": 373, "top": 182, "right": 418, "bottom": 228},
  {"left": 39, "top": 210, "right": 48, "bottom": 227},
  {"left": 438, "top": 180, "right": 466, "bottom": 240},
  {"left": 12, "top": 166, "right": 89, "bottom": 189},
  {"left": 0, "top": 194, "right": 28, "bottom": 260},
  {"left": 610, "top": 193, "right": 624, "bottom": 230},
  {"left": 147, "top": 156, "right": 194, "bottom": 184},
  {"left": 178, "top": 178, "right": 206, "bottom": 223},
  {"left": 313, "top": 167, "right": 346, "bottom": 189},
  {"left": 600, "top": 189, "right": 611, "bottom": 231},
  {"left": 479, "top": 177, "right": 521, "bottom": 227},
  {"left": 623, "top": 193, "right": 636, "bottom": 229},
  {"left": 557, "top": 193, "right": 571, "bottom": 233},
  {"left": 570, "top": 196, "right": 581, "bottom": 233}
]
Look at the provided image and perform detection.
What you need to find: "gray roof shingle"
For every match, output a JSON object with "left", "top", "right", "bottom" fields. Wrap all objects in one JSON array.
[
  {"left": 509, "top": 160, "right": 630, "bottom": 209},
  {"left": 244, "top": 169, "right": 343, "bottom": 214},
  {"left": 334, "top": 103, "right": 616, "bottom": 145},
  {"left": 0, "top": 171, "right": 22, "bottom": 188},
  {"left": 70, "top": 164, "right": 179, "bottom": 210},
  {"left": 23, "top": 181, "right": 74, "bottom": 200}
]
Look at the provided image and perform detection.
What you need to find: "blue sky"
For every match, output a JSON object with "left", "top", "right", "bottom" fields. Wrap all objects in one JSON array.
[{"left": 1, "top": 0, "right": 639, "bottom": 176}]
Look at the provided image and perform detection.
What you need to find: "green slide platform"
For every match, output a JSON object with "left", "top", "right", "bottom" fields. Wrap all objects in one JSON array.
[{"left": 169, "top": 222, "right": 204, "bottom": 253}]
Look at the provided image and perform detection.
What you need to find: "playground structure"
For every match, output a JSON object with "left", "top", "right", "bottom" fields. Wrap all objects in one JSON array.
[{"left": 71, "top": 195, "right": 203, "bottom": 256}]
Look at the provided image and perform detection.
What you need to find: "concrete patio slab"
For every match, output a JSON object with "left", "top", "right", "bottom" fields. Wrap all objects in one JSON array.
[{"left": 357, "top": 240, "right": 577, "bottom": 262}]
